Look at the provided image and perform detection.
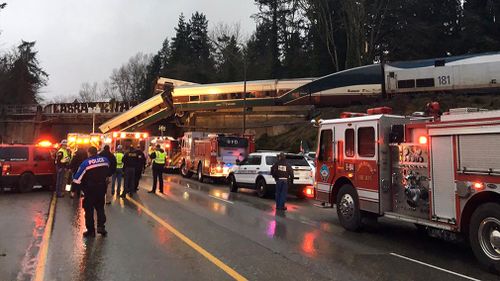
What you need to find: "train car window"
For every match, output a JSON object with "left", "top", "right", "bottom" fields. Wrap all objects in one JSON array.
[
  {"left": 416, "top": 78, "right": 435, "bottom": 88},
  {"left": 358, "top": 127, "right": 375, "bottom": 157},
  {"left": 189, "top": 95, "right": 200, "bottom": 102},
  {"left": 397, "top": 79, "right": 415, "bottom": 89},
  {"left": 345, "top": 129, "right": 355, "bottom": 157},
  {"left": 318, "top": 129, "right": 333, "bottom": 162},
  {"left": 434, "top": 59, "right": 445, "bottom": 67},
  {"left": 231, "top": 92, "right": 242, "bottom": 99}
]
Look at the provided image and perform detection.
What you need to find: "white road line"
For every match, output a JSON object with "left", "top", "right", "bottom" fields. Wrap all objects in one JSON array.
[
  {"left": 390, "top": 253, "right": 481, "bottom": 281},
  {"left": 208, "top": 195, "right": 234, "bottom": 204}
]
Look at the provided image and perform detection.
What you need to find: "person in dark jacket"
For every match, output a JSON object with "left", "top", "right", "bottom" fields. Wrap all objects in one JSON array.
[
  {"left": 148, "top": 144, "right": 165, "bottom": 194},
  {"left": 121, "top": 146, "right": 141, "bottom": 197},
  {"left": 134, "top": 145, "right": 146, "bottom": 192},
  {"left": 73, "top": 146, "right": 110, "bottom": 237},
  {"left": 99, "top": 145, "right": 117, "bottom": 204},
  {"left": 69, "top": 147, "right": 88, "bottom": 198},
  {"left": 271, "top": 153, "right": 294, "bottom": 211}
]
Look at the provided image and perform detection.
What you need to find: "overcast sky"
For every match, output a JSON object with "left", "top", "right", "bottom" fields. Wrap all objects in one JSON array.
[{"left": 0, "top": 0, "right": 258, "bottom": 101}]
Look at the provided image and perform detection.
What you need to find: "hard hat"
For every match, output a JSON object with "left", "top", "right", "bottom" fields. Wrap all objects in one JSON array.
[
  {"left": 117, "top": 145, "right": 123, "bottom": 150},
  {"left": 60, "top": 139, "right": 68, "bottom": 145}
]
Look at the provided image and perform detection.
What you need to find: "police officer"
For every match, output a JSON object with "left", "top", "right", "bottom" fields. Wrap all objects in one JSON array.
[
  {"left": 73, "top": 146, "right": 110, "bottom": 237},
  {"left": 112, "top": 145, "right": 124, "bottom": 196},
  {"left": 148, "top": 144, "right": 166, "bottom": 194},
  {"left": 55, "top": 139, "right": 71, "bottom": 198},
  {"left": 134, "top": 145, "right": 146, "bottom": 192},
  {"left": 271, "top": 153, "right": 294, "bottom": 211},
  {"left": 121, "top": 146, "right": 140, "bottom": 198},
  {"left": 99, "top": 145, "right": 117, "bottom": 204}
]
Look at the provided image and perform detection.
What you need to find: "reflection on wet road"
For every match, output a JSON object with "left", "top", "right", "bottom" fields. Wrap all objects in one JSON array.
[{"left": 3, "top": 173, "right": 498, "bottom": 280}]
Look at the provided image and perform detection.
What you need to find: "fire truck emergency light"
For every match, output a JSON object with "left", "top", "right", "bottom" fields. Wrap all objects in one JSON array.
[
  {"left": 37, "top": 140, "right": 52, "bottom": 147},
  {"left": 418, "top": 136, "right": 428, "bottom": 145}
]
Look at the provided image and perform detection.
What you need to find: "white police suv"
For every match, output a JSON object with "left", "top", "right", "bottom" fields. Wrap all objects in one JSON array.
[{"left": 227, "top": 152, "right": 314, "bottom": 198}]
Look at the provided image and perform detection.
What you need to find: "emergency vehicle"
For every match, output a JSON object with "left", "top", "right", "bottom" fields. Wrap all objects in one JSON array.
[
  {"left": 103, "top": 131, "right": 149, "bottom": 152},
  {"left": 312, "top": 106, "right": 500, "bottom": 271},
  {"left": 0, "top": 140, "right": 57, "bottom": 192},
  {"left": 179, "top": 132, "right": 255, "bottom": 182},
  {"left": 67, "top": 133, "right": 102, "bottom": 152},
  {"left": 146, "top": 136, "right": 181, "bottom": 171}
]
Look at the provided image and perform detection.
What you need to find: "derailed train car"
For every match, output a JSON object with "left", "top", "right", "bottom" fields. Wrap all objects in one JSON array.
[{"left": 285, "top": 52, "right": 500, "bottom": 106}]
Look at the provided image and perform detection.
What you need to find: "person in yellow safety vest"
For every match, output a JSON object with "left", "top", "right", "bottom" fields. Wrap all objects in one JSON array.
[
  {"left": 148, "top": 144, "right": 166, "bottom": 194},
  {"left": 111, "top": 145, "right": 125, "bottom": 197},
  {"left": 55, "top": 139, "right": 72, "bottom": 198}
]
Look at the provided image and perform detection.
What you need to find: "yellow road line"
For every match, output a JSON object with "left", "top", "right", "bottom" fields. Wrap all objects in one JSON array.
[
  {"left": 127, "top": 197, "right": 248, "bottom": 281},
  {"left": 34, "top": 193, "right": 57, "bottom": 281}
]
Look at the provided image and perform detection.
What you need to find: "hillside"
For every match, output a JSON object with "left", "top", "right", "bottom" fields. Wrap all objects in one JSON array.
[{"left": 255, "top": 92, "right": 500, "bottom": 152}]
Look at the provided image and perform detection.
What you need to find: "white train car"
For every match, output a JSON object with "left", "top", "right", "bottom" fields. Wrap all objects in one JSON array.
[{"left": 385, "top": 52, "right": 500, "bottom": 95}]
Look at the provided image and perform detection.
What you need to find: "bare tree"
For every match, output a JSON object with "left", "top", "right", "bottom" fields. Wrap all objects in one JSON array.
[
  {"left": 78, "top": 82, "right": 100, "bottom": 102},
  {"left": 110, "top": 52, "right": 152, "bottom": 101}
]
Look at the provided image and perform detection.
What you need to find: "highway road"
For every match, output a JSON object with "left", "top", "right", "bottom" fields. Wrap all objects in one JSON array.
[{"left": 0, "top": 173, "right": 497, "bottom": 281}]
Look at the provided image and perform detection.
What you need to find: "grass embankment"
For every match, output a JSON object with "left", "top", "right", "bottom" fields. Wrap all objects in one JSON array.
[{"left": 255, "top": 93, "right": 500, "bottom": 152}]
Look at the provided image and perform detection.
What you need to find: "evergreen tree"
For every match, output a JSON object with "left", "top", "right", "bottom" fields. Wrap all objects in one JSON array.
[
  {"left": 167, "top": 14, "right": 192, "bottom": 80},
  {"left": 215, "top": 34, "right": 244, "bottom": 82},
  {"left": 461, "top": 0, "right": 500, "bottom": 53},
  {"left": 187, "top": 12, "right": 215, "bottom": 83},
  {"left": 1, "top": 41, "right": 48, "bottom": 104}
]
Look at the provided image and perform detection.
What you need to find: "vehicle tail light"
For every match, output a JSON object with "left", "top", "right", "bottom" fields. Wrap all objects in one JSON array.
[
  {"left": 2, "top": 164, "right": 11, "bottom": 176},
  {"left": 472, "top": 182, "right": 485, "bottom": 191},
  {"left": 303, "top": 186, "right": 315, "bottom": 198}
]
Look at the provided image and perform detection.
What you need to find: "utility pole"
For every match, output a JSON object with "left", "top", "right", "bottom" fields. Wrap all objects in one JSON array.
[{"left": 242, "top": 56, "right": 247, "bottom": 135}]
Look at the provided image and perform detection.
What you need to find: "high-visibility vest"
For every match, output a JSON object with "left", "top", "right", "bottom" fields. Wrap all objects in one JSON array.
[
  {"left": 115, "top": 152, "right": 124, "bottom": 169},
  {"left": 154, "top": 151, "right": 166, "bottom": 165},
  {"left": 57, "top": 148, "right": 71, "bottom": 164}
]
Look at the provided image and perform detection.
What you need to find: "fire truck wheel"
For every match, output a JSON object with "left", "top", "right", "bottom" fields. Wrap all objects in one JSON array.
[
  {"left": 228, "top": 175, "right": 238, "bottom": 192},
  {"left": 336, "top": 184, "right": 362, "bottom": 231},
  {"left": 180, "top": 162, "right": 192, "bottom": 178},
  {"left": 469, "top": 203, "right": 500, "bottom": 273},
  {"left": 18, "top": 173, "right": 35, "bottom": 193},
  {"left": 197, "top": 164, "right": 204, "bottom": 183},
  {"left": 256, "top": 179, "right": 269, "bottom": 198}
]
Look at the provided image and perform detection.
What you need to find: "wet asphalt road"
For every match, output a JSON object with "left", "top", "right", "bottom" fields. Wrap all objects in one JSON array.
[{"left": 1, "top": 173, "right": 499, "bottom": 281}]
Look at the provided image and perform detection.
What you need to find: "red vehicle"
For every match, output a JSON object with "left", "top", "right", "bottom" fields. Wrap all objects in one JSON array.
[
  {"left": 179, "top": 132, "right": 255, "bottom": 182},
  {"left": 313, "top": 106, "right": 500, "bottom": 271},
  {"left": 0, "top": 141, "right": 57, "bottom": 192}
]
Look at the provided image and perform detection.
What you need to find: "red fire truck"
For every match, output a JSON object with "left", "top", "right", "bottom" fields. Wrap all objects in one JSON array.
[
  {"left": 313, "top": 107, "right": 500, "bottom": 271},
  {"left": 179, "top": 132, "right": 255, "bottom": 182}
]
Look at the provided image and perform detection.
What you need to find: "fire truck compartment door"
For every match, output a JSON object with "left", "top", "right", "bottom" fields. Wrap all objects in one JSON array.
[{"left": 430, "top": 136, "right": 456, "bottom": 222}]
